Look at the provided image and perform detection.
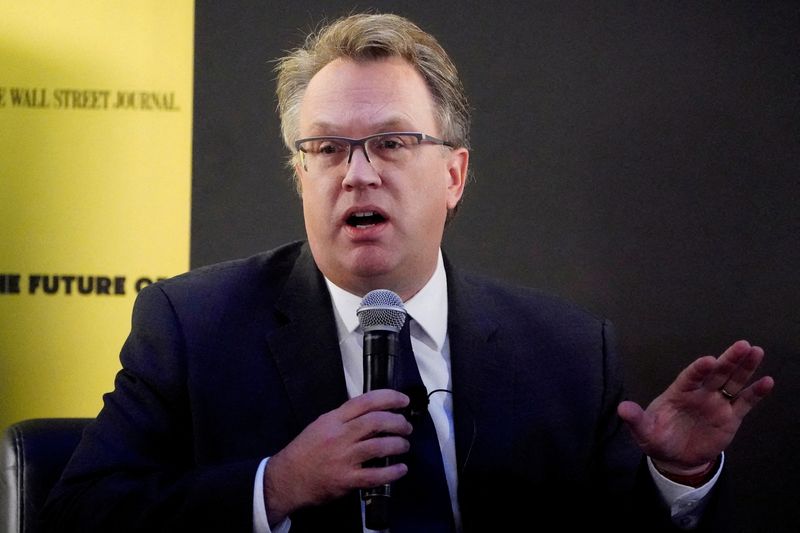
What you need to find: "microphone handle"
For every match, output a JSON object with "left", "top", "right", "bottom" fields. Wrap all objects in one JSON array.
[
  {"left": 362, "top": 329, "right": 398, "bottom": 530},
  {"left": 363, "top": 330, "right": 397, "bottom": 391}
]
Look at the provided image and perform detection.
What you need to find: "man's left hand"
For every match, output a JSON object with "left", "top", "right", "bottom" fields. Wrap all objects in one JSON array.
[{"left": 617, "top": 340, "right": 774, "bottom": 476}]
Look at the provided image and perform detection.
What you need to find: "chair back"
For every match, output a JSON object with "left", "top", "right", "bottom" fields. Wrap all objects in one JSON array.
[{"left": 1, "top": 418, "right": 91, "bottom": 533}]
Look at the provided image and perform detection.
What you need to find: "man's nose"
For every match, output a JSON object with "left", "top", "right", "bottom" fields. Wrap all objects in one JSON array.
[{"left": 342, "top": 145, "right": 381, "bottom": 189}]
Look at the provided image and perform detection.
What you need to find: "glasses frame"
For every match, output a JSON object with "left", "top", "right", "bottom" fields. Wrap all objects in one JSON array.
[{"left": 294, "top": 131, "right": 454, "bottom": 171}]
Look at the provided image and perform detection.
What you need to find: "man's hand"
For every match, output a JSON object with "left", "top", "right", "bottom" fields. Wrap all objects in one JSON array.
[
  {"left": 262, "top": 389, "right": 413, "bottom": 524},
  {"left": 617, "top": 340, "right": 774, "bottom": 477}
]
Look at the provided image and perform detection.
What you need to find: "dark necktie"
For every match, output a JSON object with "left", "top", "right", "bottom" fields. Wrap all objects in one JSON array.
[{"left": 389, "top": 318, "right": 456, "bottom": 533}]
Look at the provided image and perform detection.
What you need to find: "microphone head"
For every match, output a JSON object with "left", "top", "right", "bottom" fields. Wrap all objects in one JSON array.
[{"left": 357, "top": 289, "right": 407, "bottom": 332}]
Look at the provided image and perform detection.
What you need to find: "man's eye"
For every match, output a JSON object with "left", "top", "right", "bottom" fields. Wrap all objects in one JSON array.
[
  {"left": 374, "top": 137, "right": 405, "bottom": 150},
  {"left": 318, "top": 142, "right": 344, "bottom": 155}
]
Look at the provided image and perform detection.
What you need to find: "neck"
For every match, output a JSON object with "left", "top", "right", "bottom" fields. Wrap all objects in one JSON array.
[{"left": 326, "top": 257, "right": 441, "bottom": 302}]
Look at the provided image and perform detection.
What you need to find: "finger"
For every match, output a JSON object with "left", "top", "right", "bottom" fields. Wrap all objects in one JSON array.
[
  {"left": 703, "top": 340, "right": 761, "bottom": 392},
  {"left": 720, "top": 345, "right": 765, "bottom": 396},
  {"left": 353, "top": 434, "right": 411, "bottom": 465},
  {"left": 354, "top": 461, "right": 409, "bottom": 489},
  {"left": 732, "top": 375, "right": 775, "bottom": 418},
  {"left": 349, "top": 410, "right": 413, "bottom": 440},
  {"left": 338, "top": 389, "right": 410, "bottom": 422},
  {"left": 671, "top": 356, "right": 717, "bottom": 393}
]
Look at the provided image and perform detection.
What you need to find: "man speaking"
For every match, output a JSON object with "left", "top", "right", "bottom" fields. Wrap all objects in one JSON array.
[{"left": 43, "top": 13, "right": 773, "bottom": 533}]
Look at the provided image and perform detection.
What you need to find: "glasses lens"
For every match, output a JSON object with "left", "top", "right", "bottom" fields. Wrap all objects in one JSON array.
[
  {"left": 298, "top": 138, "right": 349, "bottom": 172},
  {"left": 365, "top": 134, "right": 419, "bottom": 165}
]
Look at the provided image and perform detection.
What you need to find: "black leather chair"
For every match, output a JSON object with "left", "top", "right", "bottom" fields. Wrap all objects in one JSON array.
[{"left": 1, "top": 418, "right": 91, "bottom": 533}]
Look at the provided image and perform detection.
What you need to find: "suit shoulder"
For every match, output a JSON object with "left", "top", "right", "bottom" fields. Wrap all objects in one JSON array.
[
  {"left": 454, "top": 268, "right": 606, "bottom": 327},
  {"left": 138, "top": 241, "right": 305, "bottom": 306}
]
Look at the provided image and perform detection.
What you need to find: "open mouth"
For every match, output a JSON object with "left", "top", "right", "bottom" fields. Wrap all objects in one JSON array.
[{"left": 346, "top": 211, "right": 386, "bottom": 228}]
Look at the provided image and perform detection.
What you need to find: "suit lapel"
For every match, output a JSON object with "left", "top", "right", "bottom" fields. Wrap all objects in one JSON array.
[
  {"left": 446, "top": 261, "right": 515, "bottom": 485},
  {"left": 267, "top": 244, "right": 349, "bottom": 430}
]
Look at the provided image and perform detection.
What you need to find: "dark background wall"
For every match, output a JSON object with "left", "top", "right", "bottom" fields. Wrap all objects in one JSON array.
[{"left": 192, "top": 2, "right": 799, "bottom": 531}]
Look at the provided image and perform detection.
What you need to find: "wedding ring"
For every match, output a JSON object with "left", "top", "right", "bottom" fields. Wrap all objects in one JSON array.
[{"left": 719, "top": 387, "right": 737, "bottom": 401}]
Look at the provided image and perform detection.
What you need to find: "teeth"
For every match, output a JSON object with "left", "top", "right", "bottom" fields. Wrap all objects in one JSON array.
[{"left": 348, "top": 210, "right": 383, "bottom": 229}]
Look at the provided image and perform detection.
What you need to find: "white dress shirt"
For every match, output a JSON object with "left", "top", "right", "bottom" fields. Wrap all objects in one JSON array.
[
  {"left": 253, "top": 250, "right": 717, "bottom": 532},
  {"left": 325, "top": 251, "right": 460, "bottom": 532}
]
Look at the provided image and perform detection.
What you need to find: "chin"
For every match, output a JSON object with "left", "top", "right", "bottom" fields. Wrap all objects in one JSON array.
[
  {"left": 349, "top": 256, "right": 395, "bottom": 280},
  {"left": 343, "top": 247, "right": 398, "bottom": 282}
]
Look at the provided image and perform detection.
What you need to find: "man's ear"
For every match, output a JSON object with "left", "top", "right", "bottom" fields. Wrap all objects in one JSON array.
[
  {"left": 293, "top": 161, "right": 304, "bottom": 197},
  {"left": 445, "top": 147, "right": 469, "bottom": 210}
]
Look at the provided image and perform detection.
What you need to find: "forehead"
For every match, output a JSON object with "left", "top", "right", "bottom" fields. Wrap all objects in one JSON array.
[{"left": 299, "top": 56, "right": 438, "bottom": 136}]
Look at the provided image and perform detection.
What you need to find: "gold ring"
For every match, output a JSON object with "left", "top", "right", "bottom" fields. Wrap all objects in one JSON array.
[{"left": 719, "top": 387, "right": 736, "bottom": 401}]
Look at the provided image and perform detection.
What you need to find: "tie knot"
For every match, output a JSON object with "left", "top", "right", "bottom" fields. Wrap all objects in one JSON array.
[{"left": 400, "top": 315, "right": 412, "bottom": 341}]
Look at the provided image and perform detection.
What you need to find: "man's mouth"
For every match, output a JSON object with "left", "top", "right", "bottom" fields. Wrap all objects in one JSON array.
[{"left": 346, "top": 211, "right": 386, "bottom": 228}]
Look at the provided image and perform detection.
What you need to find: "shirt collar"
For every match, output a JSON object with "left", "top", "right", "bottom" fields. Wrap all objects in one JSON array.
[{"left": 324, "top": 250, "right": 449, "bottom": 351}]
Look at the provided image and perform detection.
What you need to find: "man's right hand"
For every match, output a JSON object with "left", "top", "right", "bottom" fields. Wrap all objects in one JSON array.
[{"left": 262, "top": 389, "right": 413, "bottom": 524}]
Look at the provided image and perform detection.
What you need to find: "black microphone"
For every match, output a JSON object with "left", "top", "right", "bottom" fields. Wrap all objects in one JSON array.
[{"left": 357, "top": 289, "right": 407, "bottom": 531}]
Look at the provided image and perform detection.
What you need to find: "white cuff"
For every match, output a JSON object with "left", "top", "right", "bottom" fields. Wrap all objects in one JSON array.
[
  {"left": 648, "top": 453, "right": 724, "bottom": 530},
  {"left": 253, "top": 457, "right": 292, "bottom": 533}
]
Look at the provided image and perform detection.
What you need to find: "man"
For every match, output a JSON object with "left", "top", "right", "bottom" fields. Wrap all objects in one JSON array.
[{"left": 43, "top": 13, "right": 773, "bottom": 533}]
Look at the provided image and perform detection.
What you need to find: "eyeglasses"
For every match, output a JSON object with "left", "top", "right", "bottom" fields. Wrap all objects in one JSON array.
[{"left": 294, "top": 131, "right": 453, "bottom": 174}]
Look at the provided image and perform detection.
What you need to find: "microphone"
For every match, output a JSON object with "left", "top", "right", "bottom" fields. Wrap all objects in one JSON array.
[{"left": 357, "top": 289, "right": 407, "bottom": 531}]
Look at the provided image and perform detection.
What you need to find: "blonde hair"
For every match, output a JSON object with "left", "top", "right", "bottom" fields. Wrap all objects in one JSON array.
[{"left": 275, "top": 13, "right": 471, "bottom": 171}]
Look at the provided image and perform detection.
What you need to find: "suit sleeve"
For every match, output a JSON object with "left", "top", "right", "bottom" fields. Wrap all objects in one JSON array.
[{"left": 41, "top": 283, "right": 262, "bottom": 532}]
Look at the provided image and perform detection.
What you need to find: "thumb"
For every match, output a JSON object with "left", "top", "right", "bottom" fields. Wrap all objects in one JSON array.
[{"left": 617, "top": 400, "right": 647, "bottom": 440}]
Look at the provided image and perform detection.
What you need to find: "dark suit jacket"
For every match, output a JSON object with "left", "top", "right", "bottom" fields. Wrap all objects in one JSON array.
[{"left": 43, "top": 241, "right": 708, "bottom": 532}]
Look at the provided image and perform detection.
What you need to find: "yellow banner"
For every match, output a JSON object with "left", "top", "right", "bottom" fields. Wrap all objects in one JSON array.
[{"left": 0, "top": 1, "right": 194, "bottom": 430}]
